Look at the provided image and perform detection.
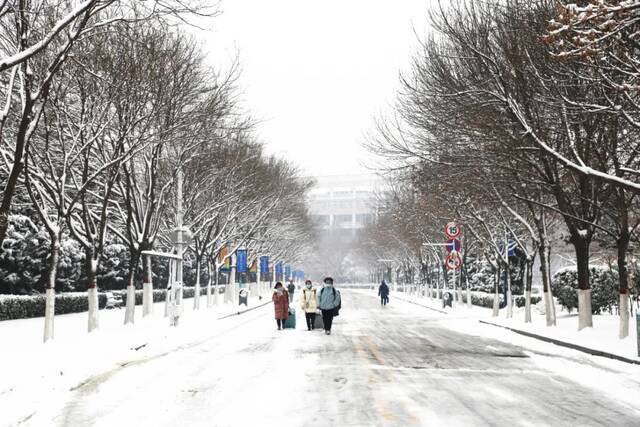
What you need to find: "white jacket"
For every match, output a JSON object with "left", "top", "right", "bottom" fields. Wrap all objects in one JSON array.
[{"left": 300, "top": 287, "right": 318, "bottom": 313}]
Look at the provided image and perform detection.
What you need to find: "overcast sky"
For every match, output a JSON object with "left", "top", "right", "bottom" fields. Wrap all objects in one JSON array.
[{"left": 198, "top": 0, "right": 432, "bottom": 177}]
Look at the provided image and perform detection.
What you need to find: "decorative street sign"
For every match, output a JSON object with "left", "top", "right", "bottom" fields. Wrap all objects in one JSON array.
[
  {"left": 445, "top": 238, "right": 461, "bottom": 253},
  {"left": 444, "top": 222, "right": 461, "bottom": 239},
  {"left": 260, "top": 256, "right": 269, "bottom": 274},
  {"left": 236, "top": 249, "right": 247, "bottom": 273}
]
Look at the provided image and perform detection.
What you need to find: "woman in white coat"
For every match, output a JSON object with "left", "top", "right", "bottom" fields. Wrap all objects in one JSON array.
[{"left": 300, "top": 280, "right": 318, "bottom": 330}]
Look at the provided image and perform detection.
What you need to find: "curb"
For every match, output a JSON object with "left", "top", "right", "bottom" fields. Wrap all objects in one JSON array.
[
  {"left": 479, "top": 320, "right": 640, "bottom": 366},
  {"left": 392, "top": 295, "right": 449, "bottom": 315},
  {"left": 217, "top": 300, "right": 272, "bottom": 320}
]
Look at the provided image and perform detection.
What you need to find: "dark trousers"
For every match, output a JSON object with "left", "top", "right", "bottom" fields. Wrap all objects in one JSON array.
[
  {"left": 305, "top": 312, "right": 316, "bottom": 329},
  {"left": 381, "top": 296, "right": 388, "bottom": 306},
  {"left": 321, "top": 309, "right": 334, "bottom": 331},
  {"left": 276, "top": 319, "right": 285, "bottom": 329}
]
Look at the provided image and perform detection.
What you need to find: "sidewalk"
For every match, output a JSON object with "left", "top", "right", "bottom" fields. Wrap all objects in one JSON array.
[{"left": 0, "top": 294, "right": 271, "bottom": 426}]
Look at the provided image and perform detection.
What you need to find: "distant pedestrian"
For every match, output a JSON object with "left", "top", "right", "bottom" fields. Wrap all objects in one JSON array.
[
  {"left": 318, "top": 277, "right": 341, "bottom": 335},
  {"left": 300, "top": 280, "right": 318, "bottom": 331},
  {"left": 272, "top": 282, "right": 289, "bottom": 330},
  {"left": 287, "top": 280, "right": 296, "bottom": 303},
  {"left": 378, "top": 280, "right": 389, "bottom": 306}
]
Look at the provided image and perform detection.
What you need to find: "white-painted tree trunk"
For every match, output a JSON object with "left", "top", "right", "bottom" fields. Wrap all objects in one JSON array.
[
  {"left": 206, "top": 261, "right": 212, "bottom": 309},
  {"left": 578, "top": 288, "right": 593, "bottom": 330},
  {"left": 492, "top": 279, "right": 500, "bottom": 317},
  {"left": 543, "top": 291, "right": 554, "bottom": 326},
  {"left": 506, "top": 267, "right": 513, "bottom": 318},
  {"left": 228, "top": 265, "right": 236, "bottom": 305},
  {"left": 124, "top": 282, "right": 136, "bottom": 325},
  {"left": 142, "top": 255, "right": 153, "bottom": 317},
  {"left": 193, "top": 261, "right": 201, "bottom": 310},
  {"left": 524, "top": 290, "right": 532, "bottom": 323},
  {"left": 43, "top": 239, "right": 59, "bottom": 342},
  {"left": 619, "top": 293, "right": 629, "bottom": 339},
  {"left": 87, "top": 260, "right": 99, "bottom": 332},
  {"left": 43, "top": 287, "right": 55, "bottom": 342},
  {"left": 165, "top": 260, "right": 174, "bottom": 318},
  {"left": 465, "top": 272, "right": 472, "bottom": 309},
  {"left": 256, "top": 261, "right": 262, "bottom": 298},
  {"left": 88, "top": 286, "right": 99, "bottom": 332}
]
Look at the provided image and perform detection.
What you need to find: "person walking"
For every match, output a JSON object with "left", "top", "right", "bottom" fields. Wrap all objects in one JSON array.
[
  {"left": 272, "top": 282, "right": 289, "bottom": 330},
  {"left": 287, "top": 280, "right": 296, "bottom": 303},
  {"left": 378, "top": 280, "right": 390, "bottom": 306},
  {"left": 318, "top": 277, "right": 341, "bottom": 335},
  {"left": 300, "top": 280, "right": 318, "bottom": 331}
]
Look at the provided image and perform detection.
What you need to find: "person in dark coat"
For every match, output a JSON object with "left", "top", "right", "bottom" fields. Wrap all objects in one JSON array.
[
  {"left": 287, "top": 280, "right": 296, "bottom": 303},
  {"left": 272, "top": 282, "right": 289, "bottom": 330},
  {"left": 378, "top": 280, "right": 390, "bottom": 306}
]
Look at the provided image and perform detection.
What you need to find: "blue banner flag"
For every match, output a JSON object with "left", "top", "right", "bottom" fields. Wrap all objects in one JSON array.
[
  {"left": 275, "top": 262, "right": 283, "bottom": 277},
  {"left": 284, "top": 265, "right": 291, "bottom": 280},
  {"left": 260, "top": 256, "right": 269, "bottom": 273},
  {"left": 236, "top": 249, "right": 247, "bottom": 273}
]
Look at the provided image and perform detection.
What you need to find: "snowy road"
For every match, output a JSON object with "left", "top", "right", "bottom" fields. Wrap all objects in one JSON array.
[{"left": 52, "top": 291, "right": 640, "bottom": 427}]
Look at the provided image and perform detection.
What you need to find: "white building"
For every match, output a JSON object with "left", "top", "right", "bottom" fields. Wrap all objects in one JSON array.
[{"left": 307, "top": 174, "right": 383, "bottom": 241}]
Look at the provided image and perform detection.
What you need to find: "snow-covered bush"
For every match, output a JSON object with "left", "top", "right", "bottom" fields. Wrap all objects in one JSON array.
[
  {"left": 551, "top": 266, "right": 618, "bottom": 314},
  {"left": 465, "top": 254, "right": 525, "bottom": 295},
  {"left": 466, "top": 258, "right": 496, "bottom": 293},
  {"left": 0, "top": 293, "right": 108, "bottom": 321},
  {"left": 0, "top": 214, "right": 48, "bottom": 294}
]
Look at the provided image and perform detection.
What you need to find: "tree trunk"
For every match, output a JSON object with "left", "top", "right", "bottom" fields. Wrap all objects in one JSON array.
[
  {"left": 524, "top": 260, "right": 533, "bottom": 323},
  {"left": 86, "top": 254, "right": 100, "bottom": 332},
  {"left": 573, "top": 236, "right": 593, "bottom": 330},
  {"left": 43, "top": 237, "right": 60, "bottom": 342},
  {"left": 506, "top": 260, "right": 513, "bottom": 319},
  {"left": 538, "top": 231, "right": 556, "bottom": 326},
  {"left": 465, "top": 264, "right": 472, "bottom": 309},
  {"left": 165, "top": 259, "right": 174, "bottom": 318},
  {"left": 617, "top": 230, "right": 631, "bottom": 338},
  {"left": 142, "top": 254, "right": 153, "bottom": 317},
  {"left": 493, "top": 263, "right": 500, "bottom": 317},
  {"left": 124, "top": 251, "right": 140, "bottom": 325},
  {"left": 194, "top": 258, "right": 201, "bottom": 310},
  {"left": 206, "top": 260, "right": 213, "bottom": 308},
  {"left": 213, "top": 264, "right": 220, "bottom": 306}
]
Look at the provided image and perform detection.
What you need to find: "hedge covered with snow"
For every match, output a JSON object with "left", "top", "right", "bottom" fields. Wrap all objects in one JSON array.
[
  {"left": 551, "top": 266, "right": 618, "bottom": 314},
  {"left": 0, "top": 292, "right": 108, "bottom": 321},
  {"left": 0, "top": 286, "right": 212, "bottom": 321},
  {"left": 424, "top": 289, "right": 541, "bottom": 308}
]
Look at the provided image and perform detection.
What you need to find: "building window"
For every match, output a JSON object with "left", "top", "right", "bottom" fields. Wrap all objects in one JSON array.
[
  {"left": 334, "top": 214, "right": 352, "bottom": 225},
  {"left": 355, "top": 213, "right": 373, "bottom": 226}
]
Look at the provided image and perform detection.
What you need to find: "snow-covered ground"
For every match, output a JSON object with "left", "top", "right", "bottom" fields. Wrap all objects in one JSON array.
[
  {"left": 385, "top": 289, "right": 640, "bottom": 362},
  {"left": 3, "top": 287, "right": 640, "bottom": 426},
  {"left": 0, "top": 294, "right": 269, "bottom": 426}
]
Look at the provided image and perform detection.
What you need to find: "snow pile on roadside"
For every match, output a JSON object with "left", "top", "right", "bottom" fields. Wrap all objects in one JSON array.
[{"left": 0, "top": 296, "right": 268, "bottom": 426}]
